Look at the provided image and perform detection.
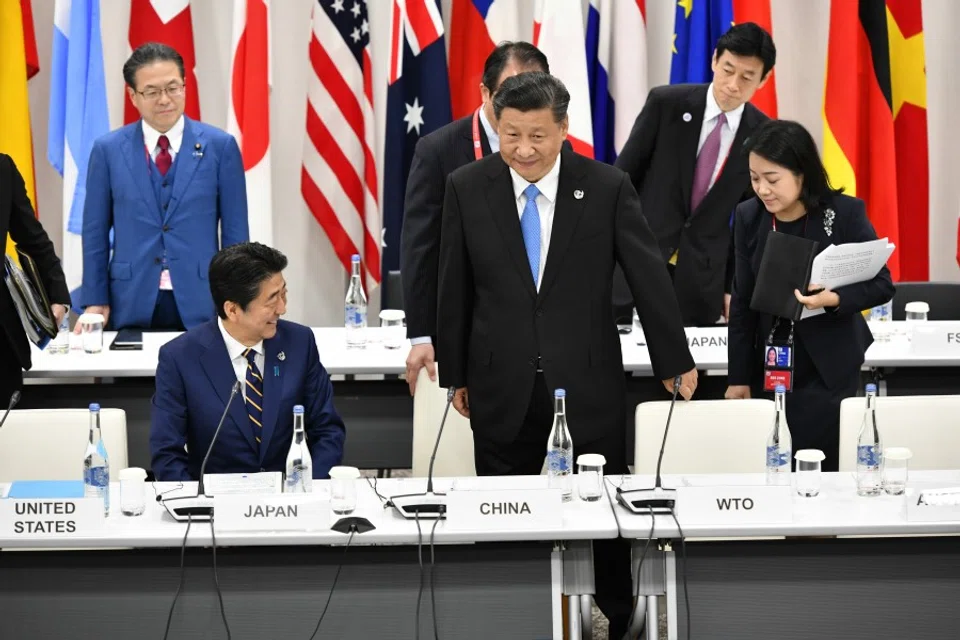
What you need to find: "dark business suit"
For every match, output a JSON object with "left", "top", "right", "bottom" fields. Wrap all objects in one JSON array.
[
  {"left": 150, "top": 319, "right": 346, "bottom": 481},
  {"left": 438, "top": 146, "right": 694, "bottom": 636},
  {"left": 728, "top": 194, "right": 895, "bottom": 470},
  {"left": 615, "top": 84, "right": 767, "bottom": 326},
  {"left": 401, "top": 114, "right": 492, "bottom": 342},
  {"left": 0, "top": 154, "right": 70, "bottom": 400}
]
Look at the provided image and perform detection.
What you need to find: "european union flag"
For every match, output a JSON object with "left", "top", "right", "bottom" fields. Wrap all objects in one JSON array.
[{"left": 670, "top": 0, "right": 734, "bottom": 84}]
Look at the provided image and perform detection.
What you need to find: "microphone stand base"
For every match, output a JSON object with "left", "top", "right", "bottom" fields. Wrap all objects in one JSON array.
[
  {"left": 385, "top": 492, "right": 447, "bottom": 520},
  {"left": 159, "top": 495, "right": 214, "bottom": 521},
  {"left": 616, "top": 487, "right": 677, "bottom": 515}
]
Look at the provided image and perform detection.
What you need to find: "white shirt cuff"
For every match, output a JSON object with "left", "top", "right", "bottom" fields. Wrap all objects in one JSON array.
[{"left": 410, "top": 336, "right": 432, "bottom": 345}]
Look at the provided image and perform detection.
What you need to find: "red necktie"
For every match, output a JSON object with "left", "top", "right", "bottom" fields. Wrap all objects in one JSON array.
[{"left": 156, "top": 135, "right": 172, "bottom": 176}]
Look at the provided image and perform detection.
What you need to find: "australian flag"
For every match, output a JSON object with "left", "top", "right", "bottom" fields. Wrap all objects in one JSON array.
[
  {"left": 382, "top": 0, "right": 452, "bottom": 292},
  {"left": 670, "top": 0, "right": 733, "bottom": 84}
]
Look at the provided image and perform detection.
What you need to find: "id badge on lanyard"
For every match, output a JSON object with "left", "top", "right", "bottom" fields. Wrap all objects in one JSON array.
[
  {"left": 471, "top": 108, "right": 484, "bottom": 161},
  {"left": 763, "top": 318, "right": 795, "bottom": 392}
]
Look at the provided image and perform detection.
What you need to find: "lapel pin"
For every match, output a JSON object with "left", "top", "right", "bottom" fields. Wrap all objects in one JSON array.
[
  {"left": 277, "top": 351, "right": 286, "bottom": 361},
  {"left": 192, "top": 143, "right": 203, "bottom": 158},
  {"left": 574, "top": 189, "right": 584, "bottom": 200},
  {"left": 683, "top": 112, "right": 693, "bottom": 122}
]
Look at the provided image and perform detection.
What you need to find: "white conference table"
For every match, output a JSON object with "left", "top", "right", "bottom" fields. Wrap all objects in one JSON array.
[
  {"left": 615, "top": 470, "right": 960, "bottom": 640},
  {"left": 23, "top": 322, "right": 960, "bottom": 379},
  {"left": 0, "top": 475, "right": 616, "bottom": 640}
]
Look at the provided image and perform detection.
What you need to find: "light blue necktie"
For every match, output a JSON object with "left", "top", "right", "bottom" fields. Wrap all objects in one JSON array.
[{"left": 521, "top": 184, "right": 541, "bottom": 286}]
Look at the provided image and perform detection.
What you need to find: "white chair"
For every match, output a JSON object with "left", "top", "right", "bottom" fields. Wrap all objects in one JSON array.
[
  {"left": 838, "top": 394, "right": 960, "bottom": 472},
  {"left": 411, "top": 365, "right": 476, "bottom": 478},
  {"left": 0, "top": 408, "right": 129, "bottom": 482},
  {"left": 634, "top": 399, "right": 774, "bottom": 475}
]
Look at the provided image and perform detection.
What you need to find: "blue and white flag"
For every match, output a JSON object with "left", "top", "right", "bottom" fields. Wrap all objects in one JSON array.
[{"left": 48, "top": 0, "right": 109, "bottom": 309}]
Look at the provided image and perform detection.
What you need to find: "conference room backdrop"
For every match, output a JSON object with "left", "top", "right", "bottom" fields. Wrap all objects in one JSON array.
[{"left": 16, "top": 0, "right": 960, "bottom": 328}]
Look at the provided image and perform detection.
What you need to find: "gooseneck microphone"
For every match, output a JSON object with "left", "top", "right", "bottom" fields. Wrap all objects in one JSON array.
[
  {"left": 387, "top": 386, "right": 455, "bottom": 520},
  {"left": 160, "top": 381, "right": 242, "bottom": 521},
  {"left": 0, "top": 390, "right": 21, "bottom": 431},
  {"left": 617, "top": 375, "right": 682, "bottom": 514}
]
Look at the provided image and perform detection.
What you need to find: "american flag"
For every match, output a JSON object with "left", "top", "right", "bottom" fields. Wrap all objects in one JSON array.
[{"left": 302, "top": 0, "right": 380, "bottom": 290}]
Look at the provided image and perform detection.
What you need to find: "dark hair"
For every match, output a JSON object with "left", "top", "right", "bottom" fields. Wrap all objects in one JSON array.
[
  {"left": 123, "top": 42, "right": 185, "bottom": 89},
  {"left": 481, "top": 41, "right": 549, "bottom": 94},
  {"left": 209, "top": 243, "right": 288, "bottom": 319},
  {"left": 715, "top": 22, "right": 776, "bottom": 78},
  {"left": 493, "top": 72, "right": 569, "bottom": 124},
  {"left": 745, "top": 120, "right": 843, "bottom": 214}
]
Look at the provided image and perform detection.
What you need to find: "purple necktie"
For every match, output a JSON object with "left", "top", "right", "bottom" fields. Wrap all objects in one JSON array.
[{"left": 690, "top": 112, "right": 726, "bottom": 212}]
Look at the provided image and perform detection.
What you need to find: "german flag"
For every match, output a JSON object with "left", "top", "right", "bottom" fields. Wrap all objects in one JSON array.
[
  {"left": 823, "top": 0, "right": 900, "bottom": 280},
  {"left": 887, "top": 0, "right": 928, "bottom": 281}
]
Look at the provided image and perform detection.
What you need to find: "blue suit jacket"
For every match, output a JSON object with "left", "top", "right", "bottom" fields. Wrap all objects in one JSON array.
[
  {"left": 81, "top": 117, "right": 249, "bottom": 329},
  {"left": 150, "top": 319, "right": 346, "bottom": 481}
]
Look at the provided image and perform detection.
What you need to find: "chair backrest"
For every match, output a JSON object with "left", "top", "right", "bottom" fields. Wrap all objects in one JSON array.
[
  {"left": 0, "top": 408, "right": 129, "bottom": 482},
  {"left": 412, "top": 366, "right": 476, "bottom": 478},
  {"left": 384, "top": 270, "right": 404, "bottom": 311},
  {"left": 892, "top": 282, "right": 960, "bottom": 320},
  {"left": 634, "top": 400, "right": 774, "bottom": 475},
  {"left": 838, "top": 395, "right": 960, "bottom": 471}
]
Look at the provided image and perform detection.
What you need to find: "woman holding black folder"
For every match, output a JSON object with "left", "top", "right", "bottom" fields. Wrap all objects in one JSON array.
[
  {"left": 725, "top": 120, "right": 895, "bottom": 471},
  {"left": 0, "top": 154, "right": 71, "bottom": 401}
]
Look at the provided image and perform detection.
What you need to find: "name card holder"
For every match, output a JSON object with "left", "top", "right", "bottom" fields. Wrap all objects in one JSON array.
[
  {"left": 906, "top": 496, "right": 960, "bottom": 523},
  {"left": 0, "top": 498, "right": 105, "bottom": 537},
  {"left": 214, "top": 494, "right": 331, "bottom": 533},
  {"left": 910, "top": 322, "right": 960, "bottom": 356},
  {"left": 444, "top": 488, "right": 563, "bottom": 531},
  {"left": 675, "top": 485, "right": 793, "bottom": 525}
]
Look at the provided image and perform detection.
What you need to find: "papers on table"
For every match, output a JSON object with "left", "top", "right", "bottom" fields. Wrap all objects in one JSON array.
[
  {"left": 202, "top": 472, "right": 283, "bottom": 495},
  {"left": 801, "top": 238, "right": 895, "bottom": 319}
]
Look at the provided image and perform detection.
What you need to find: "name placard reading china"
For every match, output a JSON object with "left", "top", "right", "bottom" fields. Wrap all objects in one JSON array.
[{"left": 445, "top": 488, "right": 563, "bottom": 531}]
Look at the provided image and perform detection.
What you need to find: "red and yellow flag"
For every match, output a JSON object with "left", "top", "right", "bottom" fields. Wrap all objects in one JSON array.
[
  {"left": 732, "top": 0, "right": 777, "bottom": 118},
  {"left": 0, "top": 0, "right": 39, "bottom": 257},
  {"left": 887, "top": 0, "right": 927, "bottom": 281},
  {"left": 823, "top": 0, "right": 900, "bottom": 280}
]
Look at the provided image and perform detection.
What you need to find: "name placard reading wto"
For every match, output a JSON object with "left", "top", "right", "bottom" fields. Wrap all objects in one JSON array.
[
  {"left": 445, "top": 489, "right": 563, "bottom": 531},
  {"left": 676, "top": 485, "right": 793, "bottom": 525},
  {"left": 0, "top": 498, "right": 105, "bottom": 537},
  {"left": 214, "top": 495, "right": 331, "bottom": 533}
]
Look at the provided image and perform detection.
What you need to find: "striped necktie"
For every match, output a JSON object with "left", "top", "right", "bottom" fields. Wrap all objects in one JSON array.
[{"left": 244, "top": 348, "right": 263, "bottom": 449}]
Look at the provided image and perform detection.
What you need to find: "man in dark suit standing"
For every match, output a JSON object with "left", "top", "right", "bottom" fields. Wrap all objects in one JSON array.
[
  {"left": 615, "top": 22, "right": 776, "bottom": 326},
  {"left": 400, "top": 41, "right": 548, "bottom": 394},
  {"left": 438, "top": 71, "right": 697, "bottom": 639},
  {"left": 0, "top": 154, "right": 70, "bottom": 401}
]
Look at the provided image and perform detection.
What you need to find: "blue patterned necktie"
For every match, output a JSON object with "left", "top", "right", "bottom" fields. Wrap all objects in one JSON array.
[
  {"left": 521, "top": 183, "right": 542, "bottom": 286},
  {"left": 244, "top": 348, "right": 263, "bottom": 450}
]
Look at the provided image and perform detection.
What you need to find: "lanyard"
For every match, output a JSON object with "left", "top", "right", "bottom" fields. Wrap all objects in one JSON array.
[
  {"left": 770, "top": 213, "right": 808, "bottom": 233},
  {"left": 471, "top": 108, "right": 484, "bottom": 161}
]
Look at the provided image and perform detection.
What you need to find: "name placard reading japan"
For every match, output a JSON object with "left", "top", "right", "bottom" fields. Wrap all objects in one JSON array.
[
  {"left": 445, "top": 489, "right": 563, "bottom": 531},
  {"left": 675, "top": 485, "right": 793, "bottom": 525},
  {"left": 213, "top": 495, "right": 331, "bottom": 533},
  {"left": 911, "top": 322, "right": 960, "bottom": 356},
  {"left": 0, "top": 499, "right": 105, "bottom": 536},
  {"left": 684, "top": 328, "right": 728, "bottom": 365}
]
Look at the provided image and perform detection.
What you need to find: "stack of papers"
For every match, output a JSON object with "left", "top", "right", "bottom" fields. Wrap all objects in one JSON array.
[{"left": 801, "top": 238, "right": 896, "bottom": 319}]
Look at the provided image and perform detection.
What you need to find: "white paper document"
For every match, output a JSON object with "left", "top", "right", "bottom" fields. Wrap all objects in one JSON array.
[{"left": 800, "top": 238, "right": 895, "bottom": 319}]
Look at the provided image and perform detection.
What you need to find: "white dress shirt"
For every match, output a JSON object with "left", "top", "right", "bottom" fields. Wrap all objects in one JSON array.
[
  {"left": 510, "top": 154, "right": 561, "bottom": 291},
  {"left": 218, "top": 318, "right": 265, "bottom": 401},
  {"left": 697, "top": 84, "right": 744, "bottom": 187},
  {"left": 142, "top": 115, "right": 185, "bottom": 163},
  {"left": 478, "top": 106, "right": 499, "bottom": 153}
]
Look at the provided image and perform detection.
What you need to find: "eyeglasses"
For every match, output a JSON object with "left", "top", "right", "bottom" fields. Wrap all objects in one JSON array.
[{"left": 136, "top": 83, "right": 185, "bottom": 101}]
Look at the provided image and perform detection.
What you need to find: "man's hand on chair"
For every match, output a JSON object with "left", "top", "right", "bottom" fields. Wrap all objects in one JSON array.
[
  {"left": 662, "top": 368, "right": 698, "bottom": 401},
  {"left": 405, "top": 343, "right": 436, "bottom": 395}
]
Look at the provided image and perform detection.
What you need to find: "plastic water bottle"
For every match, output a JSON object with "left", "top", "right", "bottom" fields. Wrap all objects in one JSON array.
[
  {"left": 766, "top": 385, "right": 792, "bottom": 485},
  {"left": 285, "top": 405, "right": 313, "bottom": 493},
  {"left": 857, "top": 384, "right": 883, "bottom": 496},
  {"left": 48, "top": 312, "right": 70, "bottom": 354},
  {"left": 344, "top": 254, "right": 367, "bottom": 349},
  {"left": 546, "top": 389, "right": 573, "bottom": 502},
  {"left": 83, "top": 403, "right": 110, "bottom": 515}
]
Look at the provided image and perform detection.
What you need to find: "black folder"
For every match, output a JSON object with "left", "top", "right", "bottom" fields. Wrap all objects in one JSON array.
[
  {"left": 749, "top": 231, "right": 820, "bottom": 321},
  {"left": 3, "top": 247, "right": 58, "bottom": 348}
]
